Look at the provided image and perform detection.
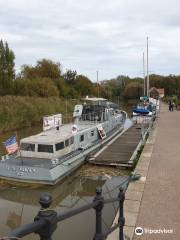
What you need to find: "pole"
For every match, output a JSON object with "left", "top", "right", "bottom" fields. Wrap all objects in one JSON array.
[
  {"left": 15, "top": 131, "right": 23, "bottom": 166},
  {"left": 34, "top": 193, "right": 57, "bottom": 240},
  {"left": 93, "top": 187, "right": 104, "bottom": 240},
  {"left": 146, "top": 37, "right": 149, "bottom": 97},
  {"left": 118, "top": 188, "right": 125, "bottom": 240},
  {"left": 143, "top": 52, "right": 146, "bottom": 96},
  {"left": 97, "top": 71, "right": 99, "bottom": 97}
]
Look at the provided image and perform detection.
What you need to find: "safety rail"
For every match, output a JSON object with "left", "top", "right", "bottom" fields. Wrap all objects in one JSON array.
[
  {"left": 1, "top": 173, "right": 140, "bottom": 240},
  {"left": 62, "top": 109, "right": 125, "bottom": 125}
]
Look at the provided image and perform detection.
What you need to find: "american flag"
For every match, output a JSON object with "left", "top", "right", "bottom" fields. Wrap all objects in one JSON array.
[{"left": 4, "top": 135, "right": 19, "bottom": 154}]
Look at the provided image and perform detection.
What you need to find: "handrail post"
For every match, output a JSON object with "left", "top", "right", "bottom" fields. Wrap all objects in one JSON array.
[
  {"left": 93, "top": 187, "right": 104, "bottom": 240},
  {"left": 118, "top": 187, "right": 125, "bottom": 240},
  {"left": 34, "top": 192, "right": 57, "bottom": 240}
]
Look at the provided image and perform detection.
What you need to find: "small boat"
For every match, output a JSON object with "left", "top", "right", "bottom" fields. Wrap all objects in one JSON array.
[
  {"left": 133, "top": 105, "right": 151, "bottom": 115},
  {"left": 132, "top": 95, "right": 152, "bottom": 117},
  {"left": 0, "top": 97, "right": 127, "bottom": 185}
]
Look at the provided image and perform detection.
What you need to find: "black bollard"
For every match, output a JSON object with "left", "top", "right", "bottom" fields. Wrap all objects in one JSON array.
[
  {"left": 34, "top": 192, "right": 57, "bottom": 240},
  {"left": 118, "top": 187, "right": 125, "bottom": 240},
  {"left": 93, "top": 187, "right": 104, "bottom": 240}
]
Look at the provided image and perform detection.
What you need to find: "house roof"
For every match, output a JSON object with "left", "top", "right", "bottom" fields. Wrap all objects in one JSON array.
[
  {"left": 149, "top": 87, "right": 159, "bottom": 93},
  {"left": 149, "top": 87, "right": 165, "bottom": 95}
]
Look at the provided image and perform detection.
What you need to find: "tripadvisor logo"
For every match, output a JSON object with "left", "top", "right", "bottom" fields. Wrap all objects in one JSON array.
[{"left": 135, "top": 227, "right": 144, "bottom": 236}]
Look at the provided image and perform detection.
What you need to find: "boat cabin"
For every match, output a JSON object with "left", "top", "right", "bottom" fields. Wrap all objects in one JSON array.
[
  {"left": 19, "top": 98, "right": 122, "bottom": 160},
  {"left": 20, "top": 124, "right": 75, "bottom": 159}
]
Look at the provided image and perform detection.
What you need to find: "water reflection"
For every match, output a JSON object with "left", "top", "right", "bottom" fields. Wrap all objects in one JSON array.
[
  {"left": 6, "top": 211, "right": 22, "bottom": 230},
  {"left": 0, "top": 175, "right": 128, "bottom": 239}
]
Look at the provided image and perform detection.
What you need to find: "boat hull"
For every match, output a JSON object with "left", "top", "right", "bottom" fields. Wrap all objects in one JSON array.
[{"left": 0, "top": 126, "right": 124, "bottom": 185}]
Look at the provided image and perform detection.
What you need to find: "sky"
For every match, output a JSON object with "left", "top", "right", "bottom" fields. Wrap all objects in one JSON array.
[{"left": 0, "top": 0, "right": 180, "bottom": 81}]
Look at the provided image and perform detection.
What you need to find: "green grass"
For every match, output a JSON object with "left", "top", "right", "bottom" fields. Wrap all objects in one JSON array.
[{"left": 0, "top": 96, "right": 77, "bottom": 133}]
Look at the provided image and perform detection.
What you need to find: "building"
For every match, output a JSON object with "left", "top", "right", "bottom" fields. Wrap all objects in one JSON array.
[
  {"left": 149, "top": 87, "right": 165, "bottom": 99},
  {"left": 157, "top": 88, "right": 165, "bottom": 98}
]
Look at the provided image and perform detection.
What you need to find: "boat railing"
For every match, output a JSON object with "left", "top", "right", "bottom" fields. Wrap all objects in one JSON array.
[
  {"left": 80, "top": 111, "right": 105, "bottom": 122},
  {"left": 62, "top": 112, "right": 74, "bottom": 124},
  {"left": 62, "top": 111, "right": 108, "bottom": 124},
  {"left": 3, "top": 173, "right": 140, "bottom": 240},
  {"left": 61, "top": 107, "right": 124, "bottom": 126},
  {"left": 132, "top": 115, "right": 152, "bottom": 125}
]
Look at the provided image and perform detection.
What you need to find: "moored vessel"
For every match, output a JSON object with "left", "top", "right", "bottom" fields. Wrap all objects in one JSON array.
[{"left": 0, "top": 97, "right": 126, "bottom": 185}]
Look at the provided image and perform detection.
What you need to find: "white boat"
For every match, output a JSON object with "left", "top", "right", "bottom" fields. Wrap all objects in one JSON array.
[{"left": 0, "top": 98, "right": 127, "bottom": 185}]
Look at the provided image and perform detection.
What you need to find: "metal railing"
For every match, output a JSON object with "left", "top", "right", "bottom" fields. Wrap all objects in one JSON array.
[
  {"left": 1, "top": 173, "right": 141, "bottom": 240},
  {"left": 2, "top": 187, "right": 124, "bottom": 240}
]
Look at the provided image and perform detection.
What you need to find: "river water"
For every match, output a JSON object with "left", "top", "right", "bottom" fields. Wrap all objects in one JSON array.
[
  {"left": 0, "top": 174, "right": 129, "bottom": 239},
  {"left": 0, "top": 102, "right": 135, "bottom": 238}
]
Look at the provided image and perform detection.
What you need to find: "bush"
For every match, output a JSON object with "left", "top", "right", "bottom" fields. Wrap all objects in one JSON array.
[{"left": 0, "top": 96, "right": 76, "bottom": 133}]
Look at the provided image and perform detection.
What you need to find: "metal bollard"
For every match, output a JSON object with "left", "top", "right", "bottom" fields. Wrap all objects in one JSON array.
[
  {"left": 118, "top": 187, "right": 125, "bottom": 240},
  {"left": 34, "top": 192, "right": 57, "bottom": 240},
  {"left": 93, "top": 187, "right": 104, "bottom": 240}
]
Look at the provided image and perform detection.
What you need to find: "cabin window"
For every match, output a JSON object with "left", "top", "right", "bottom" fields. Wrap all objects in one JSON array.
[
  {"left": 80, "top": 135, "right": 84, "bottom": 142},
  {"left": 21, "top": 143, "right": 35, "bottom": 152},
  {"left": 91, "top": 130, "right": 94, "bottom": 137},
  {"left": 65, "top": 139, "right": 69, "bottom": 147},
  {"left": 38, "top": 144, "right": 53, "bottom": 153},
  {"left": 55, "top": 142, "right": 64, "bottom": 151},
  {"left": 70, "top": 137, "right": 74, "bottom": 145}
]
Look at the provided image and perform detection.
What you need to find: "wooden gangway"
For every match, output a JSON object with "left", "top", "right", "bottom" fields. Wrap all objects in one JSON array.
[{"left": 89, "top": 124, "right": 145, "bottom": 168}]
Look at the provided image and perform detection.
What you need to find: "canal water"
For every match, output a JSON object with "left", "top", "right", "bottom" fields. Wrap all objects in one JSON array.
[
  {"left": 0, "top": 174, "right": 129, "bottom": 239},
  {"left": 0, "top": 101, "right": 135, "bottom": 238}
]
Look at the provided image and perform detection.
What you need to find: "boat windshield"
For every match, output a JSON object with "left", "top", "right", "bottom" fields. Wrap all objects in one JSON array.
[
  {"left": 20, "top": 143, "right": 35, "bottom": 152},
  {"left": 38, "top": 144, "right": 54, "bottom": 153}
]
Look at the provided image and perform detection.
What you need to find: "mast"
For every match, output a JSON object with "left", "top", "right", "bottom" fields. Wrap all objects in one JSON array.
[
  {"left": 146, "top": 36, "right": 149, "bottom": 97},
  {"left": 97, "top": 70, "right": 99, "bottom": 97},
  {"left": 143, "top": 52, "right": 146, "bottom": 96}
]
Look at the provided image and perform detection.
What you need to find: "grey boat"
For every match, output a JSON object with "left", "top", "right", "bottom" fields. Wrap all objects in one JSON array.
[{"left": 0, "top": 98, "right": 126, "bottom": 185}]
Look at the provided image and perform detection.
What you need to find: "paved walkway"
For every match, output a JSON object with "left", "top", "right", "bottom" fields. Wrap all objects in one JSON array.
[{"left": 133, "top": 103, "right": 180, "bottom": 239}]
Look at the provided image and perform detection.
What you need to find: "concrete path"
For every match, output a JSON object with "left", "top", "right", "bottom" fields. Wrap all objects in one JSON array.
[{"left": 133, "top": 103, "right": 180, "bottom": 239}]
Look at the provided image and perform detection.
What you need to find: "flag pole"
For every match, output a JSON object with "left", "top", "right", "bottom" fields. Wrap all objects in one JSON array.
[
  {"left": 15, "top": 131, "right": 23, "bottom": 166},
  {"left": 147, "top": 36, "right": 149, "bottom": 97},
  {"left": 143, "top": 52, "right": 146, "bottom": 96}
]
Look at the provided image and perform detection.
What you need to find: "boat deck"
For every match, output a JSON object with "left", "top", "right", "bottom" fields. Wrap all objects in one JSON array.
[{"left": 21, "top": 120, "right": 97, "bottom": 144}]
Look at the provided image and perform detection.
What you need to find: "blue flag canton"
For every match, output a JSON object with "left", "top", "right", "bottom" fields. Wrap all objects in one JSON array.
[{"left": 5, "top": 135, "right": 17, "bottom": 147}]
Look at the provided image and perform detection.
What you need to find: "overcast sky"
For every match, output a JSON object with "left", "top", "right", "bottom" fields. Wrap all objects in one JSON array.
[{"left": 0, "top": 0, "right": 180, "bottom": 81}]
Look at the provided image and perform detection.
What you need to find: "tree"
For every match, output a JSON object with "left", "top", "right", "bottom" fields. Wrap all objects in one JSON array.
[
  {"left": 123, "top": 82, "right": 143, "bottom": 99},
  {"left": 20, "top": 59, "right": 62, "bottom": 80},
  {"left": 75, "top": 75, "right": 94, "bottom": 96},
  {"left": 14, "top": 78, "right": 59, "bottom": 97},
  {"left": 63, "top": 69, "right": 77, "bottom": 84},
  {"left": 0, "top": 40, "right": 15, "bottom": 95}
]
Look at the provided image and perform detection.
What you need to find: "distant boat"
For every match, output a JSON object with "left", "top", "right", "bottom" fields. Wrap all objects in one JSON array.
[
  {"left": 133, "top": 105, "right": 152, "bottom": 116},
  {"left": 0, "top": 97, "right": 127, "bottom": 185}
]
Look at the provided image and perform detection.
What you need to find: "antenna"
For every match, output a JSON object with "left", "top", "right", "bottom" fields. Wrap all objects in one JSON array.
[
  {"left": 97, "top": 71, "right": 99, "bottom": 97},
  {"left": 146, "top": 37, "right": 149, "bottom": 97},
  {"left": 143, "top": 52, "right": 146, "bottom": 96}
]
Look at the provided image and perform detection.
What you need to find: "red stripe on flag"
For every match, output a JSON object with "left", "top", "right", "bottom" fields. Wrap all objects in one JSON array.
[{"left": 6, "top": 143, "right": 18, "bottom": 154}]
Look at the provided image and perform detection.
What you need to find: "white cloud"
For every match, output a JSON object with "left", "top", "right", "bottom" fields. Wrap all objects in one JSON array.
[{"left": 0, "top": 0, "right": 180, "bottom": 80}]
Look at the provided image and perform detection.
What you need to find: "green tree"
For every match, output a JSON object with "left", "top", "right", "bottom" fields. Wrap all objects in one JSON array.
[
  {"left": 14, "top": 78, "right": 59, "bottom": 97},
  {"left": 20, "top": 59, "right": 62, "bottom": 80},
  {"left": 63, "top": 69, "right": 77, "bottom": 84},
  {"left": 123, "top": 82, "right": 143, "bottom": 99},
  {"left": 75, "top": 75, "right": 94, "bottom": 96},
  {"left": 0, "top": 40, "right": 15, "bottom": 95}
]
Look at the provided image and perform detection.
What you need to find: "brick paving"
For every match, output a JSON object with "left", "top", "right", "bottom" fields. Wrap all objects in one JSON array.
[{"left": 133, "top": 103, "right": 180, "bottom": 240}]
